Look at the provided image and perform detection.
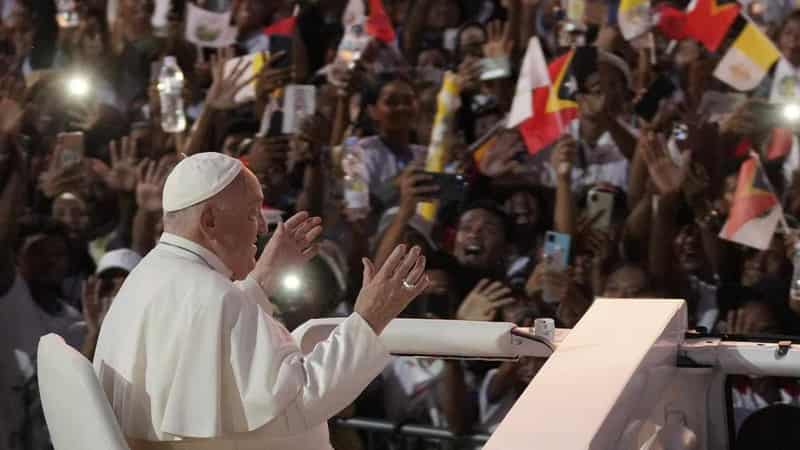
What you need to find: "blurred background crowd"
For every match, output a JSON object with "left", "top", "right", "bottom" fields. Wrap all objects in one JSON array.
[{"left": 5, "top": 0, "right": 800, "bottom": 448}]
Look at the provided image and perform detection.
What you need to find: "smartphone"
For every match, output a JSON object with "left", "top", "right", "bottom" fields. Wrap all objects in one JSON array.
[
  {"left": 57, "top": 132, "right": 84, "bottom": 166},
  {"left": 543, "top": 231, "right": 571, "bottom": 270},
  {"left": 586, "top": 187, "right": 614, "bottom": 231},
  {"left": 422, "top": 172, "right": 468, "bottom": 206},
  {"left": 269, "top": 35, "right": 294, "bottom": 69},
  {"left": 282, "top": 84, "right": 317, "bottom": 134},
  {"left": 634, "top": 76, "right": 677, "bottom": 121}
]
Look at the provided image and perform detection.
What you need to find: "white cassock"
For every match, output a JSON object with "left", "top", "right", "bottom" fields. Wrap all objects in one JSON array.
[{"left": 93, "top": 232, "right": 392, "bottom": 450}]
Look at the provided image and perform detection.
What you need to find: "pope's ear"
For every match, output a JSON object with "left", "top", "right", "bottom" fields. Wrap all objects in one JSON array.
[{"left": 199, "top": 205, "right": 216, "bottom": 231}]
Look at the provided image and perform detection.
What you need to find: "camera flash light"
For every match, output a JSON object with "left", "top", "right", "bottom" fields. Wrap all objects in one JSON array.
[
  {"left": 67, "top": 75, "right": 90, "bottom": 98},
  {"left": 282, "top": 273, "right": 302, "bottom": 291},
  {"left": 784, "top": 103, "right": 800, "bottom": 122}
]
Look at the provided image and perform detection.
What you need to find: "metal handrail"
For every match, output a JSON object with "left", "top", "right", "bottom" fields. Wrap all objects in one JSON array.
[{"left": 333, "top": 417, "right": 491, "bottom": 445}]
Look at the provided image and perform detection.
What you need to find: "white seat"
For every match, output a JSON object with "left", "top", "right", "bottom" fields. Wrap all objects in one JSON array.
[{"left": 37, "top": 333, "right": 130, "bottom": 450}]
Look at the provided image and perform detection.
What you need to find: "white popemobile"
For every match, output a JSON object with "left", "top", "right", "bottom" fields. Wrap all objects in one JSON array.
[{"left": 296, "top": 298, "right": 800, "bottom": 450}]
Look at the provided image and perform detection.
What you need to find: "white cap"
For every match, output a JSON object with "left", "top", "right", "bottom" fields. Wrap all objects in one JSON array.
[
  {"left": 162, "top": 152, "right": 243, "bottom": 213},
  {"left": 96, "top": 249, "right": 142, "bottom": 275}
]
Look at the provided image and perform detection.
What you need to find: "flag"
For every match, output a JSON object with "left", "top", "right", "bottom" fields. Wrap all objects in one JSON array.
[
  {"left": 472, "top": 134, "right": 498, "bottom": 167},
  {"left": 224, "top": 52, "right": 269, "bottom": 103},
  {"left": 733, "top": 137, "right": 751, "bottom": 158},
  {"left": 618, "top": 0, "right": 651, "bottom": 40},
  {"left": 685, "top": 0, "right": 740, "bottom": 52},
  {"left": 471, "top": 120, "right": 505, "bottom": 168},
  {"left": 655, "top": 3, "right": 688, "bottom": 41},
  {"left": 507, "top": 37, "right": 550, "bottom": 129},
  {"left": 263, "top": 16, "right": 297, "bottom": 36},
  {"left": 366, "top": 0, "right": 396, "bottom": 44},
  {"left": 518, "top": 49, "right": 580, "bottom": 155},
  {"left": 419, "top": 72, "right": 461, "bottom": 221},
  {"left": 264, "top": 5, "right": 300, "bottom": 36},
  {"left": 713, "top": 16, "right": 781, "bottom": 91},
  {"left": 719, "top": 156, "right": 782, "bottom": 250},
  {"left": 656, "top": 0, "right": 740, "bottom": 52},
  {"left": 185, "top": 2, "right": 237, "bottom": 48},
  {"left": 766, "top": 127, "right": 795, "bottom": 160},
  {"left": 343, "top": 0, "right": 366, "bottom": 26}
]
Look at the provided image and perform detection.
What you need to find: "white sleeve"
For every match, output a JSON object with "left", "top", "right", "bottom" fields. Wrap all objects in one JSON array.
[
  {"left": 158, "top": 287, "right": 391, "bottom": 439},
  {"left": 234, "top": 275, "right": 276, "bottom": 315}
]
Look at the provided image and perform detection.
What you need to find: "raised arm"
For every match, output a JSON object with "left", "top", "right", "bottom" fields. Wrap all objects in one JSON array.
[
  {"left": 0, "top": 95, "right": 26, "bottom": 295},
  {"left": 551, "top": 137, "right": 577, "bottom": 236},
  {"left": 219, "top": 244, "right": 430, "bottom": 435},
  {"left": 402, "top": 0, "right": 434, "bottom": 65},
  {"left": 184, "top": 48, "right": 259, "bottom": 156}
]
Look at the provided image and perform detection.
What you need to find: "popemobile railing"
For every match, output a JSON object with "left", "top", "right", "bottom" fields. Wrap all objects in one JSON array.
[{"left": 333, "top": 417, "right": 491, "bottom": 450}]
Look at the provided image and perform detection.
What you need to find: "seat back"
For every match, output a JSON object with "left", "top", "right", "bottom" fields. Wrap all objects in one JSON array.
[{"left": 37, "top": 333, "right": 130, "bottom": 450}]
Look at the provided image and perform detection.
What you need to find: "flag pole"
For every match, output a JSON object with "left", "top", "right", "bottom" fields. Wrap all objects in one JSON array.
[{"left": 749, "top": 150, "right": 792, "bottom": 234}]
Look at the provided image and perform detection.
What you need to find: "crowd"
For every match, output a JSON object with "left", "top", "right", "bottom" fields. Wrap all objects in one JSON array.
[{"left": 5, "top": 0, "right": 800, "bottom": 448}]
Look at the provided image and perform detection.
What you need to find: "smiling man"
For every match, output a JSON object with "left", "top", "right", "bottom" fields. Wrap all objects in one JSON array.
[
  {"left": 93, "top": 152, "right": 430, "bottom": 450},
  {"left": 450, "top": 202, "right": 511, "bottom": 299}
]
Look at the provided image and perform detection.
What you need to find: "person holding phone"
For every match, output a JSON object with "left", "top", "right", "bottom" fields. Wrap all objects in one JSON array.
[
  {"left": 342, "top": 75, "right": 425, "bottom": 209},
  {"left": 531, "top": 51, "right": 635, "bottom": 195}
]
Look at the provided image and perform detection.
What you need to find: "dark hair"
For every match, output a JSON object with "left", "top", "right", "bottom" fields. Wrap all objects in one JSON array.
[
  {"left": 458, "top": 199, "right": 513, "bottom": 240},
  {"left": 14, "top": 216, "right": 70, "bottom": 254},
  {"left": 735, "top": 404, "right": 800, "bottom": 450},
  {"left": 363, "top": 72, "right": 415, "bottom": 106},
  {"left": 501, "top": 186, "right": 552, "bottom": 232},
  {"left": 772, "top": 9, "right": 800, "bottom": 42}
]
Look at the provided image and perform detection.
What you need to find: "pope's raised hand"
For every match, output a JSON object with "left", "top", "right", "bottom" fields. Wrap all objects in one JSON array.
[
  {"left": 253, "top": 211, "right": 322, "bottom": 294},
  {"left": 354, "top": 245, "right": 430, "bottom": 334}
]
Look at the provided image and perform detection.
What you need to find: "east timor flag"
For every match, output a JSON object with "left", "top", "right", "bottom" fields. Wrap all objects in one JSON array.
[
  {"left": 719, "top": 156, "right": 781, "bottom": 250},
  {"left": 518, "top": 49, "right": 580, "bottom": 155},
  {"left": 657, "top": 0, "right": 740, "bottom": 52}
]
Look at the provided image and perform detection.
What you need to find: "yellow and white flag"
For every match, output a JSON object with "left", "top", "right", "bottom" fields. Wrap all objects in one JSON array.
[
  {"left": 714, "top": 17, "right": 781, "bottom": 92},
  {"left": 618, "top": 0, "right": 651, "bottom": 40},
  {"left": 223, "top": 52, "right": 269, "bottom": 103},
  {"left": 418, "top": 71, "right": 460, "bottom": 221}
]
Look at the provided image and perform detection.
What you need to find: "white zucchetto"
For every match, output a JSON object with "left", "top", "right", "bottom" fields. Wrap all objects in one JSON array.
[{"left": 162, "top": 152, "right": 243, "bottom": 213}]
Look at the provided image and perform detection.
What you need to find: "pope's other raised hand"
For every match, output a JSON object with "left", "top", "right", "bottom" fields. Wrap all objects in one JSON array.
[
  {"left": 253, "top": 211, "right": 322, "bottom": 294},
  {"left": 354, "top": 245, "right": 430, "bottom": 334}
]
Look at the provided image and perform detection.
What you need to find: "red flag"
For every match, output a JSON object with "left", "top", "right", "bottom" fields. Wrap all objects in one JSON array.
[
  {"left": 656, "top": 0, "right": 740, "bottom": 52},
  {"left": 719, "top": 156, "right": 780, "bottom": 250},
  {"left": 518, "top": 50, "right": 579, "bottom": 155},
  {"left": 264, "top": 16, "right": 297, "bottom": 36},
  {"left": 686, "top": 0, "right": 740, "bottom": 52},
  {"left": 656, "top": 3, "right": 689, "bottom": 41},
  {"left": 766, "top": 128, "right": 794, "bottom": 160},
  {"left": 366, "top": 0, "right": 396, "bottom": 44},
  {"left": 733, "top": 137, "right": 751, "bottom": 158}
]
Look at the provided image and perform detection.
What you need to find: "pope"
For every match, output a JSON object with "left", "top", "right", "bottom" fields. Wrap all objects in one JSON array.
[{"left": 93, "top": 152, "right": 430, "bottom": 450}]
